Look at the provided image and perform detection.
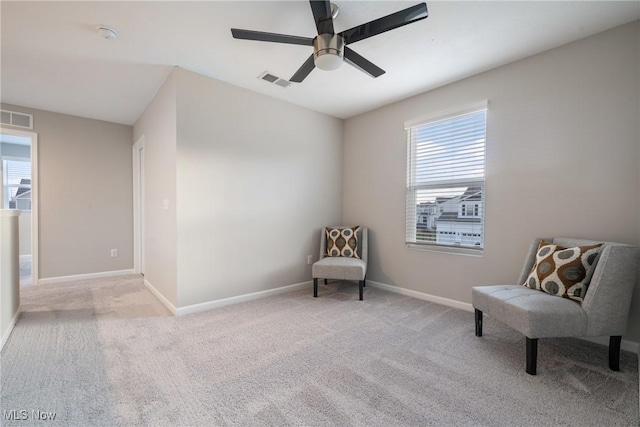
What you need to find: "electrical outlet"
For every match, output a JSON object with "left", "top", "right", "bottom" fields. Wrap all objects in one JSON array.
[
  {"left": 307, "top": 255, "right": 313, "bottom": 264},
  {"left": 110, "top": 249, "right": 118, "bottom": 258}
]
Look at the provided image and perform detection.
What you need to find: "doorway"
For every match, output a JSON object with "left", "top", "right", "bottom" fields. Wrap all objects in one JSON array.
[
  {"left": 133, "top": 136, "right": 145, "bottom": 276},
  {"left": 0, "top": 128, "right": 39, "bottom": 287}
]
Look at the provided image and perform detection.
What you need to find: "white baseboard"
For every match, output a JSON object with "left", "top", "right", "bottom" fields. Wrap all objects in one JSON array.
[
  {"left": 144, "top": 279, "right": 176, "bottom": 315},
  {"left": 39, "top": 269, "right": 135, "bottom": 285},
  {"left": 368, "top": 280, "right": 474, "bottom": 312},
  {"left": 174, "top": 281, "right": 312, "bottom": 316},
  {"left": 1, "top": 306, "right": 21, "bottom": 352},
  {"left": 367, "top": 280, "right": 639, "bottom": 354}
]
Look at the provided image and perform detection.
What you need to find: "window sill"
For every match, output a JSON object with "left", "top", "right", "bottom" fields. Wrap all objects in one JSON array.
[{"left": 406, "top": 243, "right": 484, "bottom": 257}]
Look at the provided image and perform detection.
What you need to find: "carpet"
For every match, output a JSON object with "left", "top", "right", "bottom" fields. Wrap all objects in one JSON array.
[{"left": 1, "top": 276, "right": 637, "bottom": 426}]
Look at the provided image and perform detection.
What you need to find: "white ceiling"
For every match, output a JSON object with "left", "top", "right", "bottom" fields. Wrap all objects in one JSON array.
[{"left": 1, "top": 1, "right": 638, "bottom": 126}]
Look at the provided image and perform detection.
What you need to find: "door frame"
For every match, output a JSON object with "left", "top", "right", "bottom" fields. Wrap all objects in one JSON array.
[
  {"left": 1, "top": 127, "right": 39, "bottom": 285},
  {"left": 132, "top": 136, "right": 145, "bottom": 275}
]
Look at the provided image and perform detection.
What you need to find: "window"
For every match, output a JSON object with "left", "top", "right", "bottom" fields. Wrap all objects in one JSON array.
[
  {"left": 405, "top": 101, "right": 487, "bottom": 253},
  {"left": 460, "top": 203, "right": 480, "bottom": 218},
  {"left": 3, "top": 159, "right": 31, "bottom": 211}
]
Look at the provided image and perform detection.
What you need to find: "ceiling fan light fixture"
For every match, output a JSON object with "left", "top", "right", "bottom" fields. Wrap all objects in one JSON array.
[
  {"left": 330, "top": 2, "right": 339, "bottom": 19},
  {"left": 313, "top": 34, "right": 344, "bottom": 71}
]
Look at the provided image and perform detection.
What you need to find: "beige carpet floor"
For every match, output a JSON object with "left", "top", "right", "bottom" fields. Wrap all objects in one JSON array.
[{"left": 1, "top": 275, "right": 638, "bottom": 426}]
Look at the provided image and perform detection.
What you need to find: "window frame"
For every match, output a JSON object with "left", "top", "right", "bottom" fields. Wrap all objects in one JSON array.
[{"left": 405, "top": 101, "right": 488, "bottom": 256}]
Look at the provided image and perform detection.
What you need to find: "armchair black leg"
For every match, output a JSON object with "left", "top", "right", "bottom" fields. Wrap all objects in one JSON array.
[
  {"left": 609, "top": 335, "right": 621, "bottom": 371},
  {"left": 324, "top": 279, "right": 328, "bottom": 285},
  {"left": 313, "top": 278, "right": 318, "bottom": 298},
  {"left": 526, "top": 337, "right": 538, "bottom": 375},
  {"left": 474, "top": 309, "right": 483, "bottom": 337},
  {"left": 359, "top": 280, "right": 364, "bottom": 300}
]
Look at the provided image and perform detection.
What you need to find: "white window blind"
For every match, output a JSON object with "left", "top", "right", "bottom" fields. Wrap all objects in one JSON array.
[
  {"left": 3, "top": 159, "right": 31, "bottom": 210},
  {"left": 405, "top": 102, "right": 487, "bottom": 253}
]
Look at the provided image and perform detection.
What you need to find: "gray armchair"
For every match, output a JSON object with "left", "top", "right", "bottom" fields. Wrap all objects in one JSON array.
[
  {"left": 312, "top": 227, "right": 368, "bottom": 300},
  {"left": 472, "top": 237, "right": 639, "bottom": 375}
]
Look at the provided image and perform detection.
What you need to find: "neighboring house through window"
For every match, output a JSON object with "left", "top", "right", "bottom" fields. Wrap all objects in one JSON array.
[
  {"left": 2, "top": 159, "right": 31, "bottom": 210},
  {"left": 405, "top": 101, "right": 487, "bottom": 253}
]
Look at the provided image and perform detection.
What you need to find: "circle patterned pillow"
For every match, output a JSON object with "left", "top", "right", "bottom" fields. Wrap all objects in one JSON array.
[
  {"left": 522, "top": 241, "right": 603, "bottom": 303},
  {"left": 325, "top": 226, "right": 360, "bottom": 258}
]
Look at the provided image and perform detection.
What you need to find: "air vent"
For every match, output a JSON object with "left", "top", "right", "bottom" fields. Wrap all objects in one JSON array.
[
  {"left": 258, "top": 72, "right": 291, "bottom": 89},
  {"left": 261, "top": 73, "right": 278, "bottom": 83},
  {"left": 0, "top": 109, "right": 33, "bottom": 129},
  {"left": 274, "top": 79, "right": 291, "bottom": 88}
]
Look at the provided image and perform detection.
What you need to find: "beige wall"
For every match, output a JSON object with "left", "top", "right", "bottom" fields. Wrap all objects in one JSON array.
[
  {"left": 634, "top": 26, "right": 640, "bottom": 342},
  {"left": 343, "top": 22, "right": 640, "bottom": 341},
  {"left": 133, "top": 73, "right": 178, "bottom": 306},
  {"left": 1, "top": 103, "right": 134, "bottom": 279},
  {"left": 18, "top": 212, "right": 30, "bottom": 256},
  {"left": 174, "top": 68, "right": 343, "bottom": 308}
]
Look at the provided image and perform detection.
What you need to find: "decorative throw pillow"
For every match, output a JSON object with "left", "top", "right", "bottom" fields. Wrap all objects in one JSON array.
[
  {"left": 522, "top": 241, "right": 603, "bottom": 303},
  {"left": 326, "top": 226, "right": 360, "bottom": 258}
]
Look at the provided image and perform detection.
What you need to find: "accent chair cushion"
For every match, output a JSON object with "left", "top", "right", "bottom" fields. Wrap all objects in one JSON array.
[
  {"left": 326, "top": 226, "right": 360, "bottom": 258},
  {"left": 312, "top": 256, "right": 367, "bottom": 281},
  {"left": 472, "top": 285, "right": 588, "bottom": 338},
  {"left": 522, "top": 241, "right": 602, "bottom": 303}
]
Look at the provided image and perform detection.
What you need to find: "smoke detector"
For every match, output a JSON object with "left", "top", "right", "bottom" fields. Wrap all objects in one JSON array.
[{"left": 97, "top": 26, "right": 118, "bottom": 40}]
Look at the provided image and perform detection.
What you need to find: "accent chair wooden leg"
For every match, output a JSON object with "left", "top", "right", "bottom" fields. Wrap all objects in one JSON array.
[
  {"left": 609, "top": 335, "right": 621, "bottom": 371},
  {"left": 313, "top": 278, "right": 318, "bottom": 298},
  {"left": 474, "top": 309, "right": 483, "bottom": 337},
  {"left": 526, "top": 337, "right": 538, "bottom": 375},
  {"left": 359, "top": 280, "right": 364, "bottom": 300},
  {"left": 363, "top": 279, "right": 366, "bottom": 287},
  {"left": 324, "top": 279, "right": 328, "bottom": 285}
]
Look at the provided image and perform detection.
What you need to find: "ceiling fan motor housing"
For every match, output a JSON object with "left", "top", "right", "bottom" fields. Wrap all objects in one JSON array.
[{"left": 313, "top": 34, "right": 344, "bottom": 70}]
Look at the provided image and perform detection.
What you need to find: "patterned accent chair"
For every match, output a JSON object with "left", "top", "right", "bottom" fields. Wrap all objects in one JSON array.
[
  {"left": 312, "top": 227, "right": 368, "bottom": 300},
  {"left": 472, "top": 237, "right": 639, "bottom": 375}
]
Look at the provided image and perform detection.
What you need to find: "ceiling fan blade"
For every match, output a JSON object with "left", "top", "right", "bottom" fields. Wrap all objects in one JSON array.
[
  {"left": 309, "top": 0, "right": 334, "bottom": 35},
  {"left": 344, "top": 47, "right": 385, "bottom": 78},
  {"left": 290, "top": 54, "right": 316, "bottom": 83},
  {"left": 339, "top": 3, "right": 428, "bottom": 45},
  {"left": 231, "top": 28, "right": 314, "bottom": 46}
]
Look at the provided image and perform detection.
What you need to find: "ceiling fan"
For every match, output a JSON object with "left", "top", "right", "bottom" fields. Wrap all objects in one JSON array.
[{"left": 231, "top": 1, "right": 428, "bottom": 83}]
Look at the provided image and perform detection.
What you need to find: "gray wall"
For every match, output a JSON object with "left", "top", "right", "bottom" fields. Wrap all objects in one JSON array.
[
  {"left": 174, "top": 68, "right": 343, "bottom": 308},
  {"left": 133, "top": 68, "right": 343, "bottom": 310},
  {"left": 342, "top": 22, "right": 640, "bottom": 341},
  {"left": 18, "top": 212, "right": 30, "bottom": 256},
  {"left": 133, "top": 72, "right": 178, "bottom": 306},
  {"left": 1, "top": 103, "right": 134, "bottom": 279}
]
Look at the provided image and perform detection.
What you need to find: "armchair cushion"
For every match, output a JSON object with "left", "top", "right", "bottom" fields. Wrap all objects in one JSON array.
[
  {"left": 522, "top": 240, "right": 602, "bottom": 303},
  {"left": 325, "top": 226, "right": 360, "bottom": 258},
  {"left": 312, "top": 256, "right": 366, "bottom": 281},
  {"left": 472, "top": 285, "right": 587, "bottom": 338}
]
